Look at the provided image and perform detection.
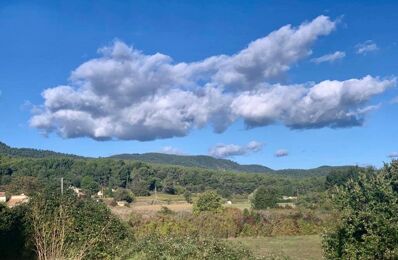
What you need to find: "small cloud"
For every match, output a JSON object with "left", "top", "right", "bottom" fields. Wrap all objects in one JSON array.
[
  {"left": 159, "top": 146, "right": 184, "bottom": 155},
  {"left": 388, "top": 152, "right": 398, "bottom": 159},
  {"left": 311, "top": 51, "right": 345, "bottom": 64},
  {"left": 355, "top": 40, "right": 379, "bottom": 55},
  {"left": 275, "top": 149, "right": 289, "bottom": 157},
  {"left": 390, "top": 96, "right": 398, "bottom": 104},
  {"left": 209, "top": 140, "right": 264, "bottom": 158}
]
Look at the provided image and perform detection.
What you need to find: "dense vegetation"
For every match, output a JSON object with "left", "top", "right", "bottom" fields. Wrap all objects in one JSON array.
[
  {"left": 0, "top": 142, "right": 82, "bottom": 159},
  {"left": 1, "top": 141, "right": 353, "bottom": 177},
  {"left": 0, "top": 155, "right": 326, "bottom": 199},
  {"left": 110, "top": 152, "right": 273, "bottom": 173},
  {"left": 323, "top": 161, "right": 398, "bottom": 259}
]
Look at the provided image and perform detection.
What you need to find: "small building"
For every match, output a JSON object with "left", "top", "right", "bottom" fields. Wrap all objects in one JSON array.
[
  {"left": 69, "top": 186, "right": 85, "bottom": 197},
  {"left": 7, "top": 194, "right": 29, "bottom": 208},
  {"left": 282, "top": 196, "right": 298, "bottom": 201},
  {"left": 0, "top": 192, "right": 6, "bottom": 203},
  {"left": 277, "top": 202, "right": 296, "bottom": 209}
]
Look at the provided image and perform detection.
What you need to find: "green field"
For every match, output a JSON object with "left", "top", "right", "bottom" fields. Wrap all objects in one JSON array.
[{"left": 230, "top": 235, "right": 323, "bottom": 260}]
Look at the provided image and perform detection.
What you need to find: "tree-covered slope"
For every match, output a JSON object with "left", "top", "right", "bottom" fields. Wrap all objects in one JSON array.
[
  {"left": 109, "top": 153, "right": 273, "bottom": 173},
  {"left": 0, "top": 141, "right": 353, "bottom": 177},
  {"left": 0, "top": 141, "right": 82, "bottom": 159}
]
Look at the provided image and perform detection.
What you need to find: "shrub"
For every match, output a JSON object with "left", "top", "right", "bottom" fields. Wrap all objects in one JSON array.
[
  {"left": 113, "top": 188, "right": 135, "bottom": 203},
  {"left": 183, "top": 190, "right": 193, "bottom": 203},
  {"left": 323, "top": 161, "right": 398, "bottom": 259},
  {"left": 250, "top": 186, "right": 278, "bottom": 209},
  {"left": 27, "top": 187, "right": 132, "bottom": 259},
  {"left": 123, "top": 234, "right": 255, "bottom": 260},
  {"left": 193, "top": 191, "right": 222, "bottom": 214}
]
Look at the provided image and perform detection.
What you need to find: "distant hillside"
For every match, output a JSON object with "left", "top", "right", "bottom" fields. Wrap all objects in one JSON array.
[
  {"left": 109, "top": 153, "right": 354, "bottom": 177},
  {"left": 109, "top": 153, "right": 274, "bottom": 173},
  {"left": 273, "top": 165, "right": 356, "bottom": 178},
  {"left": 0, "top": 141, "right": 353, "bottom": 177},
  {"left": 0, "top": 141, "right": 82, "bottom": 159}
]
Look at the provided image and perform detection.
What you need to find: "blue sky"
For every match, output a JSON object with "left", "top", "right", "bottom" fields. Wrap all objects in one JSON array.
[{"left": 0, "top": 0, "right": 397, "bottom": 169}]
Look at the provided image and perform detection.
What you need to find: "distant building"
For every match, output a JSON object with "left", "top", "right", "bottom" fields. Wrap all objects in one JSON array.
[
  {"left": 7, "top": 194, "right": 29, "bottom": 208},
  {"left": 282, "top": 196, "right": 298, "bottom": 200},
  {"left": 277, "top": 202, "right": 296, "bottom": 209},
  {"left": 0, "top": 192, "right": 6, "bottom": 203},
  {"left": 69, "top": 186, "right": 85, "bottom": 197},
  {"left": 116, "top": 201, "right": 128, "bottom": 207}
]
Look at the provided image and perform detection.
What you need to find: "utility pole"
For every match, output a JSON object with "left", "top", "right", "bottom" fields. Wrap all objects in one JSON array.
[
  {"left": 154, "top": 184, "right": 158, "bottom": 204},
  {"left": 61, "top": 177, "right": 64, "bottom": 195}
]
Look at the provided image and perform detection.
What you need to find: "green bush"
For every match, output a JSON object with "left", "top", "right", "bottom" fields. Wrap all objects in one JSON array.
[
  {"left": 250, "top": 186, "right": 278, "bottom": 209},
  {"left": 184, "top": 190, "right": 193, "bottom": 203},
  {"left": 193, "top": 191, "right": 222, "bottom": 214},
  {"left": 114, "top": 188, "right": 135, "bottom": 203},
  {"left": 323, "top": 162, "right": 398, "bottom": 259},
  {"left": 123, "top": 234, "right": 255, "bottom": 260},
  {"left": 27, "top": 187, "right": 132, "bottom": 259}
]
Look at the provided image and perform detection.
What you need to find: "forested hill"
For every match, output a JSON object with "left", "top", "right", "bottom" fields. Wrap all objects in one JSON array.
[
  {"left": 108, "top": 153, "right": 354, "bottom": 177},
  {"left": 0, "top": 141, "right": 353, "bottom": 177},
  {"left": 109, "top": 153, "right": 273, "bottom": 173},
  {"left": 0, "top": 141, "right": 82, "bottom": 159}
]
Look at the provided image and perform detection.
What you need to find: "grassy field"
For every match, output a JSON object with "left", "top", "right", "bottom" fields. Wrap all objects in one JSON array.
[
  {"left": 108, "top": 193, "right": 324, "bottom": 259},
  {"left": 230, "top": 235, "right": 323, "bottom": 260},
  {"left": 109, "top": 193, "right": 192, "bottom": 220}
]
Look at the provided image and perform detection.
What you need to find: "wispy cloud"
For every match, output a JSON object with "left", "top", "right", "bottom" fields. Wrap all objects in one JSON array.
[
  {"left": 159, "top": 146, "right": 184, "bottom": 155},
  {"left": 209, "top": 140, "right": 263, "bottom": 158},
  {"left": 388, "top": 152, "right": 398, "bottom": 159},
  {"left": 390, "top": 96, "right": 398, "bottom": 104},
  {"left": 356, "top": 40, "right": 379, "bottom": 55},
  {"left": 275, "top": 149, "right": 289, "bottom": 157},
  {"left": 311, "top": 51, "right": 345, "bottom": 64}
]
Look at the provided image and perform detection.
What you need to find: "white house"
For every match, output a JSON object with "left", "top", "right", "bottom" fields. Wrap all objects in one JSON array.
[{"left": 0, "top": 192, "right": 6, "bottom": 203}]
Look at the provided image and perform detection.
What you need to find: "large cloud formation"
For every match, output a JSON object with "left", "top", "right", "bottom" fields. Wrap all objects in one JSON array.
[{"left": 30, "top": 16, "right": 395, "bottom": 141}]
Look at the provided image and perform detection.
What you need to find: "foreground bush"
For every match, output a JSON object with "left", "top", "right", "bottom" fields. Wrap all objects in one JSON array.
[
  {"left": 323, "top": 162, "right": 398, "bottom": 259},
  {"left": 27, "top": 187, "right": 132, "bottom": 259},
  {"left": 123, "top": 234, "right": 255, "bottom": 260}
]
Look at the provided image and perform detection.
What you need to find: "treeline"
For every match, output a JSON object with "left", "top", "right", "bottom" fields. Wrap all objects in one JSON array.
[
  {"left": 0, "top": 156, "right": 326, "bottom": 197},
  {"left": 0, "top": 142, "right": 82, "bottom": 159}
]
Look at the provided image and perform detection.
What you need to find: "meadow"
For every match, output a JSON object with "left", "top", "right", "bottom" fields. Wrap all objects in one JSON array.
[{"left": 108, "top": 193, "right": 324, "bottom": 259}]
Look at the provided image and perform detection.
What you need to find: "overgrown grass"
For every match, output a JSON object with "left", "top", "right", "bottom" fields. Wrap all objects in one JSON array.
[{"left": 230, "top": 235, "right": 323, "bottom": 260}]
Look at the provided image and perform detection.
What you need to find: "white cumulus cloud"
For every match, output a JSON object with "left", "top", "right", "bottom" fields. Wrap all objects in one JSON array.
[
  {"left": 29, "top": 16, "right": 395, "bottom": 141},
  {"left": 311, "top": 51, "right": 345, "bottom": 64},
  {"left": 209, "top": 140, "right": 264, "bottom": 158}
]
